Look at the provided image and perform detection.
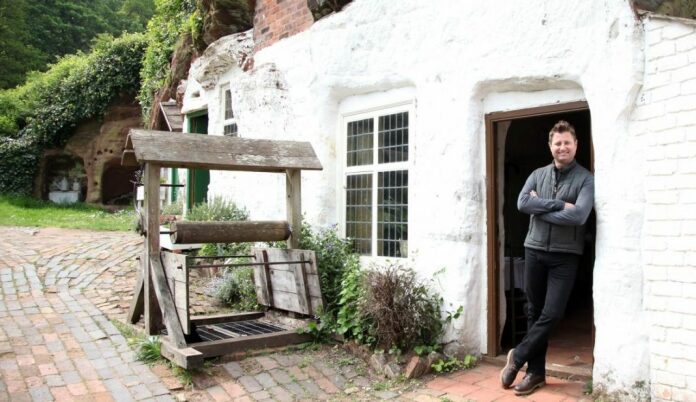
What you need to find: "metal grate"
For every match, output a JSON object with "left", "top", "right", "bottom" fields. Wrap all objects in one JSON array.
[{"left": 195, "top": 320, "right": 288, "bottom": 342}]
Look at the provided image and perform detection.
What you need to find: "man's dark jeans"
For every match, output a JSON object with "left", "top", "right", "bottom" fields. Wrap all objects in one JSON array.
[{"left": 514, "top": 248, "right": 579, "bottom": 376}]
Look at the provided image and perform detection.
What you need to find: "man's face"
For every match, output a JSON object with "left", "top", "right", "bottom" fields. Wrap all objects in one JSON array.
[{"left": 549, "top": 131, "right": 577, "bottom": 167}]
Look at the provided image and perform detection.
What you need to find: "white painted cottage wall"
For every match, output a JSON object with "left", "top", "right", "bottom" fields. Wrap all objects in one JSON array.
[
  {"left": 633, "top": 15, "right": 696, "bottom": 402},
  {"left": 180, "top": 0, "right": 696, "bottom": 397}
]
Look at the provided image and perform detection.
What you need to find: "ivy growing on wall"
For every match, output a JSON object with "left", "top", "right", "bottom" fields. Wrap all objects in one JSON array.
[
  {"left": 138, "top": 0, "right": 201, "bottom": 120},
  {"left": 0, "top": 33, "right": 147, "bottom": 195}
]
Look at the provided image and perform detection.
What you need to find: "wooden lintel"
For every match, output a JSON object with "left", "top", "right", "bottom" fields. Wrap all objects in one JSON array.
[
  {"left": 191, "top": 330, "right": 313, "bottom": 358},
  {"left": 160, "top": 339, "right": 204, "bottom": 369},
  {"left": 190, "top": 312, "right": 265, "bottom": 326}
]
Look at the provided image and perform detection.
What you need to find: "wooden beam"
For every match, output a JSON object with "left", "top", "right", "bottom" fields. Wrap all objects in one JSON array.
[
  {"left": 170, "top": 221, "right": 291, "bottom": 244},
  {"left": 125, "top": 129, "right": 323, "bottom": 172},
  {"left": 145, "top": 163, "right": 164, "bottom": 335},
  {"left": 191, "top": 330, "right": 313, "bottom": 358},
  {"left": 161, "top": 251, "right": 190, "bottom": 335},
  {"left": 121, "top": 149, "right": 137, "bottom": 167},
  {"left": 293, "top": 252, "right": 312, "bottom": 315},
  {"left": 149, "top": 256, "right": 187, "bottom": 348},
  {"left": 190, "top": 312, "right": 265, "bottom": 326},
  {"left": 286, "top": 169, "right": 301, "bottom": 249},
  {"left": 127, "top": 267, "right": 144, "bottom": 324},
  {"left": 160, "top": 339, "right": 204, "bottom": 369},
  {"left": 262, "top": 250, "right": 274, "bottom": 307}
]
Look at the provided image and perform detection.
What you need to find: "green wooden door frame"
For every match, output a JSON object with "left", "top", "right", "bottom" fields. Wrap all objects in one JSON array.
[{"left": 185, "top": 112, "right": 210, "bottom": 211}]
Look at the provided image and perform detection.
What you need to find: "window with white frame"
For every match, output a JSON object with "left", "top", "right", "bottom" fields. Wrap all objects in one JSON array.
[
  {"left": 222, "top": 86, "right": 238, "bottom": 136},
  {"left": 344, "top": 106, "right": 410, "bottom": 258}
]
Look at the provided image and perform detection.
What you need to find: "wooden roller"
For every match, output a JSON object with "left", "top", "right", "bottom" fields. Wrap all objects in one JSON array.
[{"left": 170, "top": 221, "right": 291, "bottom": 244}]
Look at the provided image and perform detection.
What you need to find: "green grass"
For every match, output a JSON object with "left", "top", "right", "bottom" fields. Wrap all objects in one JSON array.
[{"left": 0, "top": 195, "right": 135, "bottom": 231}]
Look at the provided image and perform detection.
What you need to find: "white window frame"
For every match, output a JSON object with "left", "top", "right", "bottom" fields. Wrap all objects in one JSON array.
[
  {"left": 221, "top": 84, "right": 238, "bottom": 137},
  {"left": 340, "top": 100, "right": 415, "bottom": 261}
]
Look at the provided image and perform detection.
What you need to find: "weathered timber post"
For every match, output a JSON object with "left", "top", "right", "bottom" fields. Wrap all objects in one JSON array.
[
  {"left": 144, "top": 163, "right": 164, "bottom": 334},
  {"left": 286, "top": 168, "right": 301, "bottom": 249}
]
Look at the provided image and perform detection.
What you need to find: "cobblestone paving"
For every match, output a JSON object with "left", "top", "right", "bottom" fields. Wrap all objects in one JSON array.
[{"left": 0, "top": 227, "right": 589, "bottom": 401}]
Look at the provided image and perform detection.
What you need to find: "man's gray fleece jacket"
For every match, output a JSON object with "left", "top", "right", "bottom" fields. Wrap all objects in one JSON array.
[{"left": 517, "top": 160, "right": 595, "bottom": 255}]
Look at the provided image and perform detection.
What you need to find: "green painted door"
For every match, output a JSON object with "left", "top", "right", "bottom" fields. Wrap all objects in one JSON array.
[{"left": 186, "top": 113, "right": 209, "bottom": 211}]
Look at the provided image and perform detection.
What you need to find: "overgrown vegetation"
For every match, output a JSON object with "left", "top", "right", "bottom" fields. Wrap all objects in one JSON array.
[
  {"left": 356, "top": 264, "right": 444, "bottom": 351},
  {"left": 298, "top": 224, "right": 360, "bottom": 315},
  {"left": 138, "top": 0, "right": 201, "bottom": 120},
  {"left": 186, "top": 196, "right": 257, "bottom": 309},
  {"left": 189, "top": 196, "right": 251, "bottom": 257},
  {"left": 0, "top": 33, "right": 147, "bottom": 195},
  {"left": 206, "top": 267, "right": 259, "bottom": 311},
  {"left": 0, "top": 0, "right": 154, "bottom": 89},
  {"left": 431, "top": 355, "right": 477, "bottom": 373},
  {"left": 112, "top": 320, "right": 194, "bottom": 387},
  {"left": 0, "top": 195, "right": 134, "bottom": 231}
]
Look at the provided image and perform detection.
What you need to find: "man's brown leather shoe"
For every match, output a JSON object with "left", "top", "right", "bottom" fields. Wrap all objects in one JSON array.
[
  {"left": 500, "top": 349, "right": 520, "bottom": 389},
  {"left": 513, "top": 373, "right": 546, "bottom": 395}
]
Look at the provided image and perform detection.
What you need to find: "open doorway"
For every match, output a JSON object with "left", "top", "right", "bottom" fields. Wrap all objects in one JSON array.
[{"left": 485, "top": 101, "right": 595, "bottom": 375}]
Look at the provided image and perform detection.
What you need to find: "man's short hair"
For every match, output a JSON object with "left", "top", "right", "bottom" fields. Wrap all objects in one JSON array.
[{"left": 548, "top": 120, "right": 576, "bottom": 143}]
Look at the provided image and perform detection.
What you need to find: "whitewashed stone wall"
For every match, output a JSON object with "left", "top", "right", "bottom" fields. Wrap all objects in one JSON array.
[
  {"left": 179, "top": 0, "right": 696, "bottom": 397},
  {"left": 635, "top": 15, "right": 696, "bottom": 402}
]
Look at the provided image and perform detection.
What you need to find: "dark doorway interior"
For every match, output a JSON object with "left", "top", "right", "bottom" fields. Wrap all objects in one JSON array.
[
  {"left": 499, "top": 110, "right": 595, "bottom": 372},
  {"left": 187, "top": 112, "right": 210, "bottom": 209},
  {"left": 102, "top": 162, "right": 138, "bottom": 205}
]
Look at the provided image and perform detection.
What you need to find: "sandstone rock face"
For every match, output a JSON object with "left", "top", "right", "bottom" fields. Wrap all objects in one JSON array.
[
  {"left": 43, "top": 94, "right": 142, "bottom": 204},
  {"left": 201, "top": 0, "right": 253, "bottom": 47},
  {"left": 190, "top": 30, "right": 254, "bottom": 90}
]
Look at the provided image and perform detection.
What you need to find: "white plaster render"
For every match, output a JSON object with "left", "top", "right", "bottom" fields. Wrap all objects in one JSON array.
[
  {"left": 634, "top": 14, "right": 696, "bottom": 402},
  {"left": 176, "top": 0, "right": 696, "bottom": 397}
]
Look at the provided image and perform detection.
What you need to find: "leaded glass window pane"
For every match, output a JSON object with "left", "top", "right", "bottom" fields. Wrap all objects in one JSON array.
[
  {"left": 223, "top": 123, "right": 238, "bottom": 136},
  {"left": 224, "top": 89, "right": 234, "bottom": 120},
  {"left": 346, "top": 118, "right": 373, "bottom": 167},
  {"left": 377, "top": 170, "right": 408, "bottom": 257},
  {"left": 378, "top": 112, "right": 408, "bottom": 164},
  {"left": 346, "top": 173, "right": 372, "bottom": 255}
]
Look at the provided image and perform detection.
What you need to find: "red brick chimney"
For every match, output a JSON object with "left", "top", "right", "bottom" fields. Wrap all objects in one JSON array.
[{"left": 253, "top": 0, "right": 314, "bottom": 51}]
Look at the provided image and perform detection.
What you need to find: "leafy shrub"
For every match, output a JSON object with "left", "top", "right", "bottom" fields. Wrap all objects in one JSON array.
[
  {"left": 357, "top": 264, "right": 443, "bottom": 351},
  {"left": 206, "top": 267, "right": 259, "bottom": 311},
  {"left": 335, "top": 256, "right": 368, "bottom": 342},
  {"left": 187, "top": 195, "right": 248, "bottom": 221},
  {"left": 298, "top": 224, "right": 359, "bottom": 315}
]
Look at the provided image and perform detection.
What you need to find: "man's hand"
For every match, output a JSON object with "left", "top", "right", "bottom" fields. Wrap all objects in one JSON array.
[
  {"left": 530, "top": 190, "right": 538, "bottom": 198},
  {"left": 564, "top": 202, "right": 575, "bottom": 209}
]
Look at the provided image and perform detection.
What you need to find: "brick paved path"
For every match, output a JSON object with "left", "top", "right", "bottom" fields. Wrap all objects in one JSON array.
[{"left": 0, "top": 227, "right": 589, "bottom": 401}]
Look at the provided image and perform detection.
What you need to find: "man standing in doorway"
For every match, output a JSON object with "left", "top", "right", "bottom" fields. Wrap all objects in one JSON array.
[{"left": 500, "top": 120, "right": 594, "bottom": 395}]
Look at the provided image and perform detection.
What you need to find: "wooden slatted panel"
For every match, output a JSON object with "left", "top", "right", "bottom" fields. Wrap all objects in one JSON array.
[
  {"left": 124, "top": 129, "right": 323, "bottom": 172},
  {"left": 251, "top": 248, "right": 322, "bottom": 315},
  {"left": 161, "top": 251, "right": 190, "bottom": 334}
]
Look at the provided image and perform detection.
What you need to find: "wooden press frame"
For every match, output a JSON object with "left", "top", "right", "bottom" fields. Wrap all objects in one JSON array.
[{"left": 122, "top": 129, "right": 323, "bottom": 367}]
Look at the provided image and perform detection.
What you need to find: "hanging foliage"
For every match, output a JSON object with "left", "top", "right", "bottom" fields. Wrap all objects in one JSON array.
[{"left": 0, "top": 33, "right": 147, "bottom": 195}]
